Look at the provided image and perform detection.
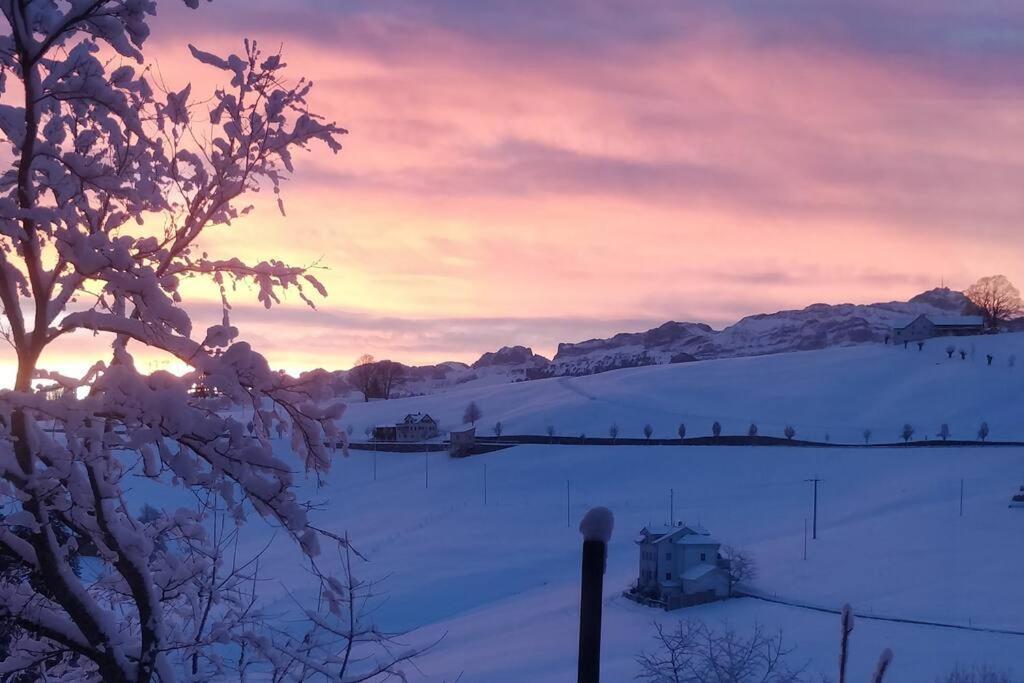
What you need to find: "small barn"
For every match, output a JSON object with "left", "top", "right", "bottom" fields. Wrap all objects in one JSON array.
[
  {"left": 372, "top": 425, "right": 397, "bottom": 442},
  {"left": 448, "top": 427, "right": 476, "bottom": 457},
  {"left": 632, "top": 523, "right": 731, "bottom": 610},
  {"left": 891, "top": 314, "right": 985, "bottom": 345}
]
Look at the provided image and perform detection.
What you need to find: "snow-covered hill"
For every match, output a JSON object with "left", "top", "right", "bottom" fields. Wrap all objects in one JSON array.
[
  {"left": 351, "top": 287, "right": 986, "bottom": 397},
  {"left": 340, "top": 330, "right": 1024, "bottom": 444},
  {"left": 201, "top": 329, "right": 1024, "bottom": 682}
]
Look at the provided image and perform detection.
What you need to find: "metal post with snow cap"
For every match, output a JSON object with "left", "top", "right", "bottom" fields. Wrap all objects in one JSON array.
[{"left": 577, "top": 506, "right": 614, "bottom": 683}]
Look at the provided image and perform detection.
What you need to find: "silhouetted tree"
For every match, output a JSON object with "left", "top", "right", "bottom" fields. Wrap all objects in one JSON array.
[
  {"left": 349, "top": 354, "right": 378, "bottom": 402},
  {"left": 463, "top": 401, "right": 482, "bottom": 425},
  {"left": 712, "top": 421, "right": 722, "bottom": 438},
  {"left": 863, "top": 428, "right": 872, "bottom": 444},
  {"left": 493, "top": 421, "right": 503, "bottom": 437},
  {"left": 978, "top": 422, "right": 990, "bottom": 442},
  {"left": 939, "top": 423, "right": 950, "bottom": 441},
  {"left": 965, "top": 275, "right": 1022, "bottom": 328},
  {"left": 748, "top": 423, "right": 758, "bottom": 437},
  {"left": 784, "top": 425, "right": 795, "bottom": 441},
  {"left": 609, "top": 423, "right": 619, "bottom": 442},
  {"left": 677, "top": 423, "right": 686, "bottom": 442},
  {"left": 643, "top": 424, "right": 654, "bottom": 441},
  {"left": 901, "top": 423, "right": 915, "bottom": 443},
  {"left": 376, "top": 359, "right": 404, "bottom": 399},
  {"left": 960, "top": 349, "right": 967, "bottom": 360},
  {"left": 546, "top": 424, "right": 556, "bottom": 443}
]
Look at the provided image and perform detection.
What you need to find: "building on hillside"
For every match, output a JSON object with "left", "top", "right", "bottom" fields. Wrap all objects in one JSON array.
[
  {"left": 448, "top": 426, "right": 476, "bottom": 457},
  {"left": 631, "top": 523, "right": 731, "bottom": 610},
  {"left": 395, "top": 413, "right": 439, "bottom": 441},
  {"left": 372, "top": 425, "right": 397, "bottom": 442},
  {"left": 891, "top": 314, "right": 985, "bottom": 345}
]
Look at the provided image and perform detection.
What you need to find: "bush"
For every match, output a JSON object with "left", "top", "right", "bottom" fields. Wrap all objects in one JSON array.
[
  {"left": 784, "top": 425, "right": 795, "bottom": 440},
  {"left": 938, "top": 666, "right": 1019, "bottom": 683},
  {"left": 978, "top": 422, "right": 990, "bottom": 441},
  {"left": 748, "top": 423, "right": 758, "bottom": 437},
  {"left": 712, "top": 421, "right": 722, "bottom": 438},
  {"left": 643, "top": 424, "right": 654, "bottom": 441},
  {"left": 901, "top": 423, "right": 915, "bottom": 443}
]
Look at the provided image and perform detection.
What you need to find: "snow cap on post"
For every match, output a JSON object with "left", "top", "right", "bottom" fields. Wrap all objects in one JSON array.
[{"left": 579, "top": 506, "right": 614, "bottom": 544}]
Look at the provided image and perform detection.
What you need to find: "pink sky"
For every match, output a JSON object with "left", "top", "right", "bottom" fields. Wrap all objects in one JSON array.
[{"left": 17, "top": 1, "right": 1024, "bottom": 381}]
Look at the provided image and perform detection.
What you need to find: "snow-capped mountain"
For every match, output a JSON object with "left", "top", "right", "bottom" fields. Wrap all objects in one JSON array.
[
  {"left": 542, "top": 287, "right": 976, "bottom": 377},
  {"left": 349, "top": 288, "right": 981, "bottom": 397}
]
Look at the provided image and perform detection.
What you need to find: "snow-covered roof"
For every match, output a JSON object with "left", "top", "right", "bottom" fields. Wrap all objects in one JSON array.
[
  {"left": 681, "top": 563, "right": 719, "bottom": 580},
  {"left": 929, "top": 316, "right": 984, "bottom": 327},
  {"left": 675, "top": 534, "right": 720, "bottom": 546},
  {"left": 402, "top": 412, "right": 436, "bottom": 424},
  {"left": 893, "top": 314, "right": 984, "bottom": 330}
]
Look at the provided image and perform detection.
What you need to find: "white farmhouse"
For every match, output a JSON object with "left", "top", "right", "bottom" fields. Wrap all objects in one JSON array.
[
  {"left": 633, "top": 523, "right": 731, "bottom": 610},
  {"left": 891, "top": 314, "right": 984, "bottom": 345},
  {"left": 395, "top": 413, "right": 439, "bottom": 441}
]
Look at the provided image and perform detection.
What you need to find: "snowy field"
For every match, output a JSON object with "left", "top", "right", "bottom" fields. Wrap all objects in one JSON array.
[
  {"left": 198, "top": 337, "right": 1024, "bottom": 681},
  {"left": 236, "top": 442, "right": 1024, "bottom": 682},
  {"left": 340, "top": 332, "right": 1024, "bottom": 445}
]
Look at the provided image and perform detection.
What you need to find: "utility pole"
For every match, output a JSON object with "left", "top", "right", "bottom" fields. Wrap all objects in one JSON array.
[
  {"left": 804, "top": 478, "right": 823, "bottom": 539},
  {"left": 669, "top": 488, "right": 674, "bottom": 526}
]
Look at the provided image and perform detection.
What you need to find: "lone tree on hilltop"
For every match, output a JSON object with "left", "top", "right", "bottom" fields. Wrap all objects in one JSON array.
[
  {"left": 784, "top": 425, "right": 796, "bottom": 440},
  {"left": 0, "top": 9, "right": 424, "bottom": 682},
  {"left": 978, "top": 422, "right": 990, "bottom": 442},
  {"left": 678, "top": 422, "right": 686, "bottom": 442},
  {"left": 350, "top": 353, "right": 379, "bottom": 402},
  {"left": 863, "top": 428, "right": 872, "bottom": 444},
  {"left": 609, "top": 423, "right": 619, "bottom": 442},
  {"left": 464, "top": 400, "right": 483, "bottom": 425},
  {"left": 493, "top": 421, "right": 503, "bottom": 437},
  {"left": 902, "top": 423, "right": 915, "bottom": 443},
  {"left": 748, "top": 423, "right": 758, "bottom": 437},
  {"left": 643, "top": 424, "right": 654, "bottom": 441},
  {"left": 712, "top": 421, "right": 722, "bottom": 438},
  {"left": 939, "top": 423, "right": 951, "bottom": 441},
  {"left": 965, "top": 275, "right": 1023, "bottom": 328}
]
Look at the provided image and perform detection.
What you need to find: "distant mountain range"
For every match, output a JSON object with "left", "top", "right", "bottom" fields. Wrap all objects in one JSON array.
[{"left": 344, "top": 288, "right": 983, "bottom": 397}]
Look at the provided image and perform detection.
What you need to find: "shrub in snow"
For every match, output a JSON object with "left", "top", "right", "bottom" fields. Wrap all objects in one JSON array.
[
  {"left": 960, "top": 349, "right": 968, "bottom": 359},
  {"left": 636, "top": 621, "right": 803, "bottom": 683},
  {"left": 677, "top": 422, "right": 686, "bottom": 441},
  {"left": 748, "top": 423, "right": 758, "bottom": 437},
  {"left": 938, "top": 665, "right": 1020, "bottom": 683},
  {"left": 712, "top": 421, "right": 722, "bottom": 438},
  {"left": 546, "top": 425, "right": 557, "bottom": 442},
  {"left": 939, "top": 423, "right": 951, "bottom": 441},
  {"left": 784, "top": 425, "right": 795, "bottom": 440},
  {"left": 0, "top": 9, "right": 426, "bottom": 680},
  {"left": 609, "top": 423, "right": 619, "bottom": 441},
  {"left": 987, "top": 354, "right": 994, "bottom": 366},
  {"left": 863, "top": 428, "right": 872, "bottom": 444},
  {"left": 901, "top": 423, "right": 915, "bottom": 443},
  {"left": 946, "top": 344, "right": 956, "bottom": 358},
  {"left": 493, "top": 421, "right": 503, "bottom": 437},
  {"left": 464, "top": 400, "right": 483, "bottom": 425},
  {"left": 643, "top": 424, "right": 654, "bottom": 441},
  {"left": 979, "top": 422, "right": 990, "bottom": 441},
  {"left": 721, "top": 545, "right": 757, "bottom": 585},
  {"left": 1010, "top": 354, "right": 1017, "bottom": 368}
]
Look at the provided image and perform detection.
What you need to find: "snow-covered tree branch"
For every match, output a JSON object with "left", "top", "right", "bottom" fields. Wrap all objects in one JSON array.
[{"left": 0, "top": 2, "right": 419, "bottom": 680}]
